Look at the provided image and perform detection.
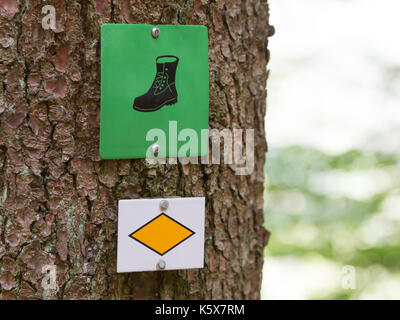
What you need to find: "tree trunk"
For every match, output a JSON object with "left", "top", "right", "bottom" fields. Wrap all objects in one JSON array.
[{"left": 0, "top": 0, "right": 272, "bottom": 299}]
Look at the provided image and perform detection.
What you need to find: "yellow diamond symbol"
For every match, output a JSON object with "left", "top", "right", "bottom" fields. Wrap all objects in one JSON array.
[{"left": 128, "top": 213, "right": 195, "bottom": 256}]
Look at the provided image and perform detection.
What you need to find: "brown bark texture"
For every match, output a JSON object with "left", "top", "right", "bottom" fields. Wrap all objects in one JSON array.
[{"left": 0, "top": 0, "right": 272, "bottom": 299}]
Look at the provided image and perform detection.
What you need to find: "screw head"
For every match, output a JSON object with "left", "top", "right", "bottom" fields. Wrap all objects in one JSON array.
[
  {"left": 157, "top": 260, "right": 166, "bottom": 270},
  {"left": 160, "top": 200, "right": 169, "bottom": 211},
  {"left": 152, "top": 144, "right": 160, "bottom": 155},
  {"left": 152, "top": 27, "right": 160, "bottom": 38}
]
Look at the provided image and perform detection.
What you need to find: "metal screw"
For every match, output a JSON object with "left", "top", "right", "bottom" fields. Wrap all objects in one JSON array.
[
  {"left": 160, "top": 200, "right": 169, "bottom": 211},
  {"left": 152, "top": 27, "right": 160, "bottom": 38},
  {"left": 152, "top": 144, "right": 160, "bottom": 155},
  {"left": 157, "top": 260, "right": 166, "bottom": 270}
]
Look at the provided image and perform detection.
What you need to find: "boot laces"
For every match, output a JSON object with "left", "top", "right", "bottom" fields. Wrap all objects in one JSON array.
[{"left": 152, "top": 72, "right": 165, "bottom": 90}]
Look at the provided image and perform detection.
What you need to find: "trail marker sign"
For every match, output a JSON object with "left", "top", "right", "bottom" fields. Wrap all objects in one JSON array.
[
  {"left": 100, "top": 24, "right": 209, "bottom": 160},
  {"left": 128, "top": 213, "right": 195, "bottom": 256},
  {"left": 117, "top": 197, "right": 205, "bottom": 273}
]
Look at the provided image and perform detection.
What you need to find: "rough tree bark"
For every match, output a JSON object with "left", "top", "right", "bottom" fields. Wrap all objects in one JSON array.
[{"left": 0, "top": 0, "right": 272, "bottom": 299}]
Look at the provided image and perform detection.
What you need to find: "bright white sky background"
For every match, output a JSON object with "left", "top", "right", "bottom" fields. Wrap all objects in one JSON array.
[{"left": 266, "top": 0, "right": 400, "bottom": 155}]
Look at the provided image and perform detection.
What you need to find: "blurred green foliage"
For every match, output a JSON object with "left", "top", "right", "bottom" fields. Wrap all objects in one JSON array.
[{"left": 264, "top": 146, "right": 400, "bottom": 299}]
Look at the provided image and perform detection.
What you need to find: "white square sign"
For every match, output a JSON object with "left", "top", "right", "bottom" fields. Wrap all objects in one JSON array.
[{"left": 117, "top": 197, "right": 205, "bottom": 273}]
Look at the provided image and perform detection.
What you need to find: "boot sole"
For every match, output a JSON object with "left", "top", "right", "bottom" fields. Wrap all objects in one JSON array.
[{"left": 133, "top": 98, "right": 177, "bottom": 112}]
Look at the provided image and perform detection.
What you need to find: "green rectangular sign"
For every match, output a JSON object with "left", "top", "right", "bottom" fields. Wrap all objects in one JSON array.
[{"left": 100, "top": 24, "right": 209, "bottom": 159}]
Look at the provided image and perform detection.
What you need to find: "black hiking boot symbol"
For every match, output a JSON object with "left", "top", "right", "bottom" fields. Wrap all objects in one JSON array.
[{"left": 133, "top": 55, "right": 179, "bottom": 112}]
